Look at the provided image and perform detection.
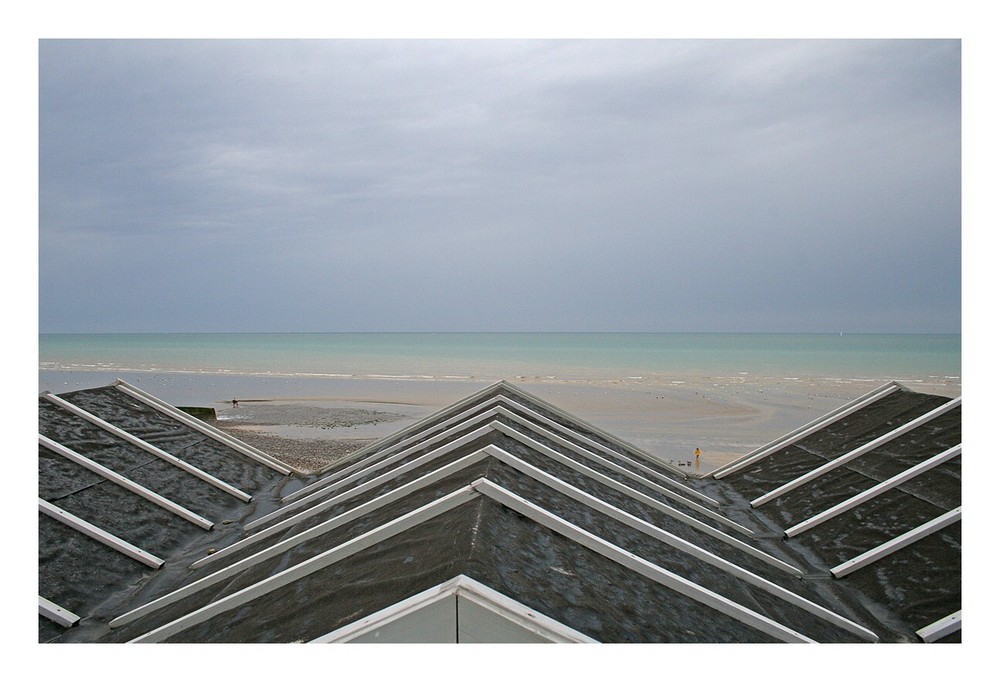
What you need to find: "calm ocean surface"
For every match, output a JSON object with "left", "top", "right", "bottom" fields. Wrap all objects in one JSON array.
[
  {"left": 38, "top": 333, "right": 962, "bottom": 464},
  {"left": 39, "top": 333, "right": 961, "bottom": 384}
]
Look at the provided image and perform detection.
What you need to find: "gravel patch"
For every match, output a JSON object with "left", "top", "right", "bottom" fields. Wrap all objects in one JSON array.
[
  {"left": 211, "top": 424, "right": 375, "bottom": 473},
  {"left": 207, "top": 401, "right": 408, "bottom": 473},
  {"left": 217, "top": 402, "right": 405, "bottom": 429}
]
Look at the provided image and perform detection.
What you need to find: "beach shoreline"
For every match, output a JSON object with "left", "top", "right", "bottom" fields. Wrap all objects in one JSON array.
[{"left": 38, "top": 368, "right": 960, "bottom": 474}]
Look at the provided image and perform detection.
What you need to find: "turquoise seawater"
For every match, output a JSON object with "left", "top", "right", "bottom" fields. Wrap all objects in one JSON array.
[{"left": 38, "top": 333, "right": 961, "bottom": 383}]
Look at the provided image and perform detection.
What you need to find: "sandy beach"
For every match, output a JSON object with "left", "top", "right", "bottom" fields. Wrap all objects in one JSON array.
[
  {"left": 155, "top": 371, "right": 963, "bottom": 475},
  {"left": 207, "top": 398, "right": 421, "bottom": 472},
  {"left": 39, "top": 334, "right": 961, "bottom": 473}
]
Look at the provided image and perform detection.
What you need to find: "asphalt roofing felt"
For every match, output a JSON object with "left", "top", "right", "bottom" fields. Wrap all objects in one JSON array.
[{"left": 38, "top": 379, "right": 961, "bottom": 643}]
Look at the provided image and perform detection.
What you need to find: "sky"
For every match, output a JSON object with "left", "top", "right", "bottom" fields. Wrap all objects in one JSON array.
[{"left": 38, "top": 38, "right": 962, "bottom": 334}]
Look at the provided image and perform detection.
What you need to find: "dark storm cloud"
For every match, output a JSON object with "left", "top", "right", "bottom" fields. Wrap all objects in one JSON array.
[{"left": 38, "top": 39, "right": 960, "bottom": 332}]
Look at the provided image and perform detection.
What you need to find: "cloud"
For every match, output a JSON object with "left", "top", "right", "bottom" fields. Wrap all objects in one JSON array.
[{"left": 39, "top": 39, "right": 961, "bottom": 333}]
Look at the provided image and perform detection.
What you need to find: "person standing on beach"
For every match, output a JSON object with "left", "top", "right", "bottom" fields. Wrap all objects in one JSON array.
[
  {"left": 232, "top": 398, "right": 239, "bottom": 408},
  {"left": 694, "top": 447, "right": 700, "bottom": 459}
]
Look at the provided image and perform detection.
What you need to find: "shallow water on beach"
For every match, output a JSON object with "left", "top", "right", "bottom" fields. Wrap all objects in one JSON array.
[{"left": 38, "top": 333, "right": 961, "bottom": 473}]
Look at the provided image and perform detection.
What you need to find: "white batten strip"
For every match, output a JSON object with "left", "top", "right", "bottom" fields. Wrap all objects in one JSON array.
[
  {"left": 315, "top": 381, "right": 508, "bottom": 474},
  {"left": 113, "top": 379, "right": 292, "bottom": 475},
  {"left": 294, "top": 383, "right": 705, "bottom": 505},
  {"left": 830, "top": 507, "right": 961, "bottom": 579},
  {"left": 282, "top": 405, "right": 503, "bottom": 505},
  {"left": 133, "top": 477, "right": 808, "bottom": 644},
  {"left": 248, "top": 421, "right": 496, "bottom": 531},
  {"left": 489, "top": 446, "right": 871, "bottom": 639},
  {"left": 713, "top": 382, "right": 902, "bottom": 479},
  {"left": 272, "top": 417, "right": 778, "bottom": 572},
  {"left": 129, "top": 442, "right": 798, "bottom": 628},
  {"left": 785, "top": 444, "right": 961, "bottom": 538},
  {"left": 114, "top": 450, "right": 494, "bottom": 626},
  {"left": 473, "top": 480, "right": 813, "bottom": 643},
  {"left": 317, "top": 379, "right": 690, "bottom": 481},
  {"left": 42, "top": 392, "right": 252, "bottom": 503},
  {"left": 499, "top": 380, "right": 687, "bottom": 476},
  {"left": 194, "top": 446, "right": 489, "bottom": 567},
  {"left": 39, "top": 596, "right": 81, "bottom": 628},
  {"left": 200, "top": 430, "right": 492, "bottom": 563},
  {"left": 752, "top": 397, "right": 962, "bottom": 508},
  {"left": 299, "top": 395, "right": 509, "bottom": 493},
  {"left": 494, "top": 397, "right": 718, "bottom": 506},
  {"left": 495, "top": 406, "right": 723, "bottom": 513},
  {"left": 493, "top": 421, "right": 754, "bottom": 537},
  {"left": 916, "top": 610, "right": 962, "bottom": 643},
  {"left": 129, "top": 486, "right": 480, "bottom": 643},
  {"left": 39, "top": 498, "right": 164, "bottom": 569},
  {"left": 492, "top": 423, "right": 792, "bottom": 569},
  {"left": 290, "top": 397, "right": 712, "bottom": 515},
  {"left": 39, "top": 435, "right": 214, "bottom": 531}
]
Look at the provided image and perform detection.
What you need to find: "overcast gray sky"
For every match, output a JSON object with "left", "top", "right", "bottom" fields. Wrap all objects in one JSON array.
[{"left": 38, "top": 39, "right": 961, "bottom": 333}]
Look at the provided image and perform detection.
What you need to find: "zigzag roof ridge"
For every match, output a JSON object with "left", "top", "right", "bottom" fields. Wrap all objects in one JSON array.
[
  {"left": 117, "top": 460, "right": 846, "bottom": 644},
  {"left": 226, "top": 430, "right": 774, "bottom": 583},
  {"left": 495, "top": 380, "right": 686, "bottom": 477},
  {"left": 39, "top": 378, "right": 960, "bottom": 643},
  {"left": 317, "top": 379, "right": 681, "bottom": 478},
  {"left": 271, "top": 394, "right": 710, "bottom": 533},
  {"left": 314, "top": 380, "right": 507, "bottom": 474}
]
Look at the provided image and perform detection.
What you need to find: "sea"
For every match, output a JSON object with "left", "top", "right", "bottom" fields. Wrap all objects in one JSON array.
[
  {"left": 38, "top": 332, "right": 961, "bottom": 400},
  {"left": 36, "top": 332, "right": 963, "bottom": 469}
]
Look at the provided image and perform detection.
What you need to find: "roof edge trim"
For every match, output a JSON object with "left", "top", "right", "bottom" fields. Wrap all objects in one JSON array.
[
  {"left": 131, "top": 477, "right": 814, "bottom": 644},
  {"left": 248, "top": 421, "right": 496, "bottom": 531},
  {"left": 283, "top": 405, "right": 505, "bottom": 505},
  {"left": 319, "top": 379, "right": 686, "bottom": 480},
  {"left": 186, "top": 448, "right": 493, "bottom": 572},
  {"left": 311, "top": 575, "right": 597, "bottom": 643},
  {"left": 493, "top": 396, "right": 714, "bottom": 505}
]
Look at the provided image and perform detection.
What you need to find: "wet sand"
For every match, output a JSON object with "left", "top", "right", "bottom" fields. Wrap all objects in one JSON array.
[
  {"left": 39, "top": 369, "right": 960, "bottom": 474},
  {"left": 143, "top": 372, "right": 963, "bottom": 475},
  {"left": 207, "top": 399, "right": 419, "bottom": 472}
]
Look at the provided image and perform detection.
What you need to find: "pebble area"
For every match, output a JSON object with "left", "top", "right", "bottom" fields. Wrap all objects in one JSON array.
[{"left": 209, "top": 401, "right": 406, "bottom": 472}]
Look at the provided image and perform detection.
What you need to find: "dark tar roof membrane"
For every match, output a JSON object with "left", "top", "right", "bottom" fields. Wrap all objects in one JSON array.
[{"left": 39, "top": 381, "right": 960, "bottom": 643}]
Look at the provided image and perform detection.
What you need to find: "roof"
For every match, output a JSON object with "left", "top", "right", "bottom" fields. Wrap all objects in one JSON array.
[
  {"left": 707, "top": 381, "right": 962, "bottom": 642},
  {"left": 38, "top": 378, "right": 961, "bottom": 643}
]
